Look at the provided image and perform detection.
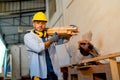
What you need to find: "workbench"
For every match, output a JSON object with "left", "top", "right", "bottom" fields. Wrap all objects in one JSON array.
[{"left": 61, "top": 52, "right": 120, "bottom": 80}]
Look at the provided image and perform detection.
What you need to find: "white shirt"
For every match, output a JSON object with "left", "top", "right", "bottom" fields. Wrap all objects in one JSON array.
[{"left": 24, "top": 31, "right": 62, "bottom": 79}]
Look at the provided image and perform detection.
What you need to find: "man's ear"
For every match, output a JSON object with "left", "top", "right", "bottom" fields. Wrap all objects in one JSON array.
[{"left": 32, "top": 22, "right": 35, "bottom": 28}]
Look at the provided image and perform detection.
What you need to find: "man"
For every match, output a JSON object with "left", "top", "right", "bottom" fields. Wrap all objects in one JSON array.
[{"left": 24, "top": 12, "right": 62, "bottom": 80}]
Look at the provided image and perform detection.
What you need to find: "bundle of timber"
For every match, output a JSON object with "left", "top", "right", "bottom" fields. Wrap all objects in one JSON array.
[
  {"left": 47, "top": 26, "right": 78, "bottom": 36},
  {"left": 27, "top": 26, "right": 78, "bottom": 37}
]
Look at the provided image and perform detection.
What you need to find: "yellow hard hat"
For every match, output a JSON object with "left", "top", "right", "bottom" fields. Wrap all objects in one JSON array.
[{"left": 32, "top": 12, "right": 47, "bottom": 22}]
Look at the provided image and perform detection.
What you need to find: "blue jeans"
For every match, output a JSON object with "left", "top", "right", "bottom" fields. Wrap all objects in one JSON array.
[
  {"left": 32, "top": 72, "right": 58, "bottom": 80},
  {"left": 41, "top": 72, "right": 58, "bottom": 80}
]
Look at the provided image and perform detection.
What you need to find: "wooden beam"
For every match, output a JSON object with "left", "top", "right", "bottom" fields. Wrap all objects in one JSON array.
[
  {"left": 61, "top": 52, "right": 120, "bottom": 68},
  {"left": 109, "top": 57, "right": 120, "bottom": 80},
  {"left": 78, "top": 52, "right": 120, "bottom": 64}
]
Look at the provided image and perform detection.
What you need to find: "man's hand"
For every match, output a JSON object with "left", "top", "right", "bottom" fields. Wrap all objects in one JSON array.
[
  {"left": 44, "top": 32, "right": 59, "bottom": 49},
  {"left": 49, "top": 32, "right": 59, "bottom": 42}
]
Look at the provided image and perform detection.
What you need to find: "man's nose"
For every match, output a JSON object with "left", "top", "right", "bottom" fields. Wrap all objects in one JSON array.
[
  {"left": 39, "top": 24, "right": 42, "bottom": 26},
  {"left": 38, "top": 23, "right": 43, "bottom": 26}
]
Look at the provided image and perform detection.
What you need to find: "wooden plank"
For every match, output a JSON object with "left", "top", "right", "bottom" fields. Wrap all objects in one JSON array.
[
  {"left": 47, "top": 26, "right": 78, "bottom": 36},
  {"left": 109, "top": 57, "right": 120, "bottom": 80},
  {"left": 61, "top": 52, "right": 120, "bottom": 68},
  {"left": 78, "top": 52, "right": 120, "bottom": 64}
]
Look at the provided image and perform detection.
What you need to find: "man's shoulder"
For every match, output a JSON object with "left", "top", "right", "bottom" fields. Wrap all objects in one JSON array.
[
  {"left": 24, "top": 31, "right": 34, "bottom": 37},
  {"left": 24, "top": 32, "right": 30, "bottom": 36}
]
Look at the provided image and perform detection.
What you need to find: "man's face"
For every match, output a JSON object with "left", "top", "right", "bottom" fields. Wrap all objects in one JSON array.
[{"left": 33, "top": 20, "right": 47, "bottom": 31}]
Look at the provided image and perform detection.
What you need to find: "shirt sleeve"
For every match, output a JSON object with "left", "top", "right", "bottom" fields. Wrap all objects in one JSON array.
[{"left": 24, "top": 33, "right": 45, "bottom": 53}]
